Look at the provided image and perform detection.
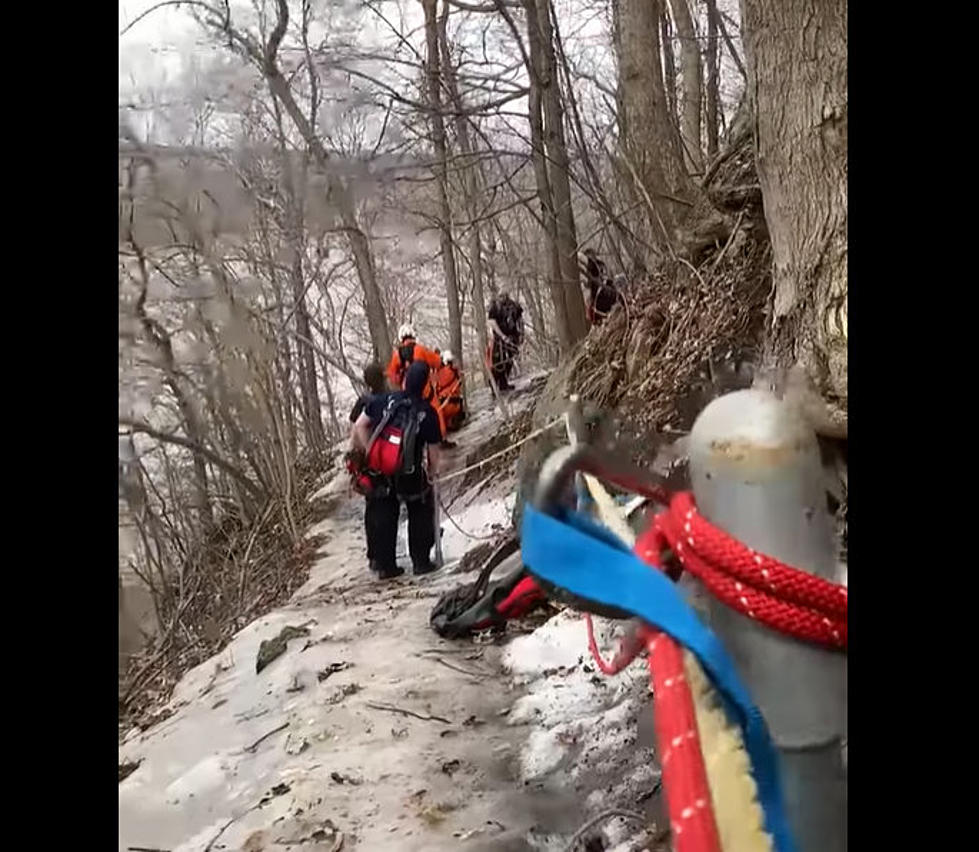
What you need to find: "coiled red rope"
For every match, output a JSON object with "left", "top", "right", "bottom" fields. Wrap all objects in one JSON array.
[
  {"left": 583, "top": 490, "right": 848, "bottom": 851},
  {"left": 637, "top": 492, "right": 847, "bottom": 649}
]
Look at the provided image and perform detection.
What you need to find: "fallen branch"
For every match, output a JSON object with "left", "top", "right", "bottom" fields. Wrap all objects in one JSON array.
[
  {"left": 365, "top": 702, "right": 452, "bottom": 724},
  {"left": 119, "top": 418, "right": 265, "bottom": 500},
  {"left": 242, "top": 721, "right": 289, "bottom": 753},
  {"left": 422, "top": 655, "right": 490, "bottom": 680}
]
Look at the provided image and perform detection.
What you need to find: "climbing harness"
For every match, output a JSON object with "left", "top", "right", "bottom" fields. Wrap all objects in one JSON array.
[{"left": 522, "top": 443, "right": 847, "bottom": 852}]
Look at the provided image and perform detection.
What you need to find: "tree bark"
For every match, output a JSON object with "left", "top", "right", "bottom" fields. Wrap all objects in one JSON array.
[
  {"left": 704, "top": 0, "right": 720, "bottom": 159},
  {"left": 533, "top": 0, "right": 589, "bottom": 343},
  {"left": 666, "top": 0, "right": 703, "bottom": 173},
  {"left": 421, "top": 0, "right": 464, "bottom": 370},
  {"left": 660, "top": 9, "right": 677, "bottom": 124},
  {"left": 518, "top": 0, "right": 573, "bottom": 352},
  {"left": 614, "top": 0, "right": 699, "bottom": 253},
  {"left": 437, "top": 2, "right": 497, "bottom": 395},
  {"left": 742, "top": 0, "right": 848, "bottom": 434}
]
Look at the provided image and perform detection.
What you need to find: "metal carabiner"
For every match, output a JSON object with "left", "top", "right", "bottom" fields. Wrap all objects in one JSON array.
[
  {"left": 532, "top": 443, "right": 673, "bottom": 514},
  {"left": 527, "top": 443, "right": 674, "bottom": 621}
]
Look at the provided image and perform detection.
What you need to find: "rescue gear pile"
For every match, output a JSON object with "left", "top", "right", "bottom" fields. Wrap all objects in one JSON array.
[{"left": 429, "top": 539, "right": 546, "bottom": 637}]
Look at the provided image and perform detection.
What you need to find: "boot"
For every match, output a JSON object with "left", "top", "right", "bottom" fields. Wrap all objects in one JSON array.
[
  {"left": 413, "top": 559, "right": 438, "bottom": 576},
  {"left": 376, "top": 563, "right": 405, "bottom": 580}
]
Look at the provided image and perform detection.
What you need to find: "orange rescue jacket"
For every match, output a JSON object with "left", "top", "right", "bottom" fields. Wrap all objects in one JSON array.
[{"left": 386, "top": 339, "right": 442, "bottom": 390}]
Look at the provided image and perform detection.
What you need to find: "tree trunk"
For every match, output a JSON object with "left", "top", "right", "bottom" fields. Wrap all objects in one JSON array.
[
  {"left": 437, "top": 2, "right": 496, "bottom": 396},
  {"left": 705, "top": 0, "right": 720, "bottom": 159},
  {"left": 742, "top": 0, "right": 848, "bottom": 434},
  {"left": 534, "top": 0, "right": 589, "bottom": 343},
  {"left": 666, "top": 0, "right": 703, "bottom": 173},
  {"left": 660, "top": 7, "right": 678, "bottom": 126},
  {"left": 519, "top": 0, "right": 588, "bottom": 353},
  {"left": 263, "top": 72, "right": 391, "bottom": 361},
  {"left": 614, "top": 0, "right": 699, "bottom": 254},
  {"left": 524, "top": 20, "right": 573, "bottom": 353},
  {"left": 421, "top": 0, "right": 464, "bottom": 370}
]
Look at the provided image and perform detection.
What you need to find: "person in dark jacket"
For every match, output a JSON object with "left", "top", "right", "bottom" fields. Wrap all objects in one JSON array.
[
  {"left": 580, "top": 248, "right": 621, "bottom": 326},
  {"left": 487, "top": 292, "right": 523, "bottom": 391},
  {"left": 352, "top": 360, "right": 443, "bottom": 578},
  {"left": 349, "top": 362, "right": 386, "bottom": 424}
]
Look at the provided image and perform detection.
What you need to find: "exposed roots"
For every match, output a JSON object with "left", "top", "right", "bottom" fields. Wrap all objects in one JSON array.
[{"left": 571, "top": 227, "right": 771, "bottom": 441}]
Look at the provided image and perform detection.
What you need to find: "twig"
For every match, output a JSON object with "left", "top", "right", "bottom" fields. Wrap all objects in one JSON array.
[
  {"left": 242, "top": 721, "right": 289, "bottom": 753},
  {"left": 204, "top": 816, "right": 238, "bottom": 852},
  {"left": 128, "top": 847, "right": 171, "bottom": 852},
  {"left": 365, "top": 702, "right": 452, "bottom": 724},
  {"left": 422, "top": 655, "right": 490, "bottom": 679},
  {"left": 563, "top": 809, "right": 646, "bottom": 852},
  {"left": 710, "top": 210, "right": 746, "bottom": 274}
]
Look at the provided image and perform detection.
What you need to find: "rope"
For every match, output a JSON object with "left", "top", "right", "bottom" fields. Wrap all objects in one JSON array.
[
  {"left": 434, "top": 417, "right": 564, "bottom": 485},
  {"left": 568, "top": 445, "right": 722, "bottom": 852},
  {"left": 435, "top": 487, "right": 500, "bottom": 541},
  {"left": 639, "top": 491, "right": 847, "bottom": 650}
]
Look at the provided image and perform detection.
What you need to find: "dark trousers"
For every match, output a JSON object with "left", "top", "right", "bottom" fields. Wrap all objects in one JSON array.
[
  {"left": 369, "top": 485, "right": 435, "bottom": 571},
  {"left": 364, "top": 497, "right": 378, "bottom": 560},
  {"left": 491, "top": 336, "right": 517, "bottom": 388}
]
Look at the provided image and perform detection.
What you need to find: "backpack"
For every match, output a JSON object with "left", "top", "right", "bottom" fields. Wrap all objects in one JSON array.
[
  {"left": 365, "top": 396, "right": 423, "bottom": 477},
  {"left": 429, "top": 537, "right": 547, "bottom": 638}
]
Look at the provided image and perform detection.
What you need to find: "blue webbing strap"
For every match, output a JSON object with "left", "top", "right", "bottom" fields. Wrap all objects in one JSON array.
[{"left": 520, "top": 503, "right": 796, "bottom": 852}]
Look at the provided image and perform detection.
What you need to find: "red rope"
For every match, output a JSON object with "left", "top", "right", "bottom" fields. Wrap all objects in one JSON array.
[
  {"left": 638, "top": 492, "right": 847, "bottom": 649},
  {"left": 581, "top": 491, "right": 848, "bottom": 851}
]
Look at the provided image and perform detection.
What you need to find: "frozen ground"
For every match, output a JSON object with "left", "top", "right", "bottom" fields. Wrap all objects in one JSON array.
[{"left": 119, "top": 375, "right": 664, "bottom": 852}]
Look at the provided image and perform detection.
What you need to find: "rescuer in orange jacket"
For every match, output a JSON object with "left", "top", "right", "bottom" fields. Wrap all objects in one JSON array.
[
  {"left": 433, "top": 350, "right": 465, "bottom": 433},
  {"left": 386, "top": 324, "right": 451, "bottom": 440},
  {"left": 386, "top": 324, "right": 443, "bottom": 391}
]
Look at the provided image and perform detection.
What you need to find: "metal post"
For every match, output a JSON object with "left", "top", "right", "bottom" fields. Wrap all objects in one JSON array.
[{"left": 687, "top": 389, "right": 845, "bottom": 852}]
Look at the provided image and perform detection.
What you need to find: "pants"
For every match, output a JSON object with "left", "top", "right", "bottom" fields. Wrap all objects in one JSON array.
[
  {"left": 491, "top": 335, "right": 518, "bottom": 389},
  {"left": 364, "top": 497, "right": 378, "bottom": 561},
  {"left": 368, "top": 483, "right": 435, "bottom": 571}
]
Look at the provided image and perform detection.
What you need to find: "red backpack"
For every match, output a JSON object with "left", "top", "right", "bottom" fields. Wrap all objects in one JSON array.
[{"left": 365, "top": 397, "right": 422, "bottom": 477}]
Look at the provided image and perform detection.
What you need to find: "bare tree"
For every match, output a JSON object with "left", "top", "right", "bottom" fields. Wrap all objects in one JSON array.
[
  {"left": 189, "top": 0, "right": 392, "bottom": 359},
  {"left": 666, "top": 0, "right": 703, "bottom": 173},
  {"left": 421, "top": 0, "right": 464, "bottom": 369},
  {"left": 704, "top": 0, "right": 720, "bottom": 159},
  {"left": 743, "top": 0, "right": 848, "bottom": 433}
]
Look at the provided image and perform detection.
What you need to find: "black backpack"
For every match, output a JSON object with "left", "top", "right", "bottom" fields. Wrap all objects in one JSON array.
[
  {"left": 365, "top": 396, "right": 424, "bottom": 478},
  {"left": 430, "top": 538, "right": 524, "bottom": 638}
]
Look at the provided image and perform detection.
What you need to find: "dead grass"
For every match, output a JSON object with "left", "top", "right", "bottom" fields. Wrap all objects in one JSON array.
[{"left": 570, "top": 227, "right": 771, "bottom": 442}]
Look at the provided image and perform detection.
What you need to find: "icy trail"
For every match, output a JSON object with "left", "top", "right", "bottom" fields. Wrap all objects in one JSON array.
[{"left": 119, "top": 377, "right": 662, "bottom": 852}]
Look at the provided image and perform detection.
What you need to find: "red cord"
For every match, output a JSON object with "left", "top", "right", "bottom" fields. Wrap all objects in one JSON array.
[
  {"left": 638, "top": 492, "right": 847, "bottom": 649},
  {"left": 582, "top": 492, "right": 848, "bottom": 851}
]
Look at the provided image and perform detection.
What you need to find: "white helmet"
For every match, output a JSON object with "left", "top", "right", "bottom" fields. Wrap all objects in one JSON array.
[
  {"left": 442, "top": 349, "right": 455, "bottom": 364},
  {"left": 398, "top": 323, "right": 415, "bottom": 340}
]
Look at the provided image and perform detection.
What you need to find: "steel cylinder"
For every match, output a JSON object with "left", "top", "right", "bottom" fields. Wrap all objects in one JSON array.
[{"left": 688, "top": 389, "right": 845, "bottom": 852}]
